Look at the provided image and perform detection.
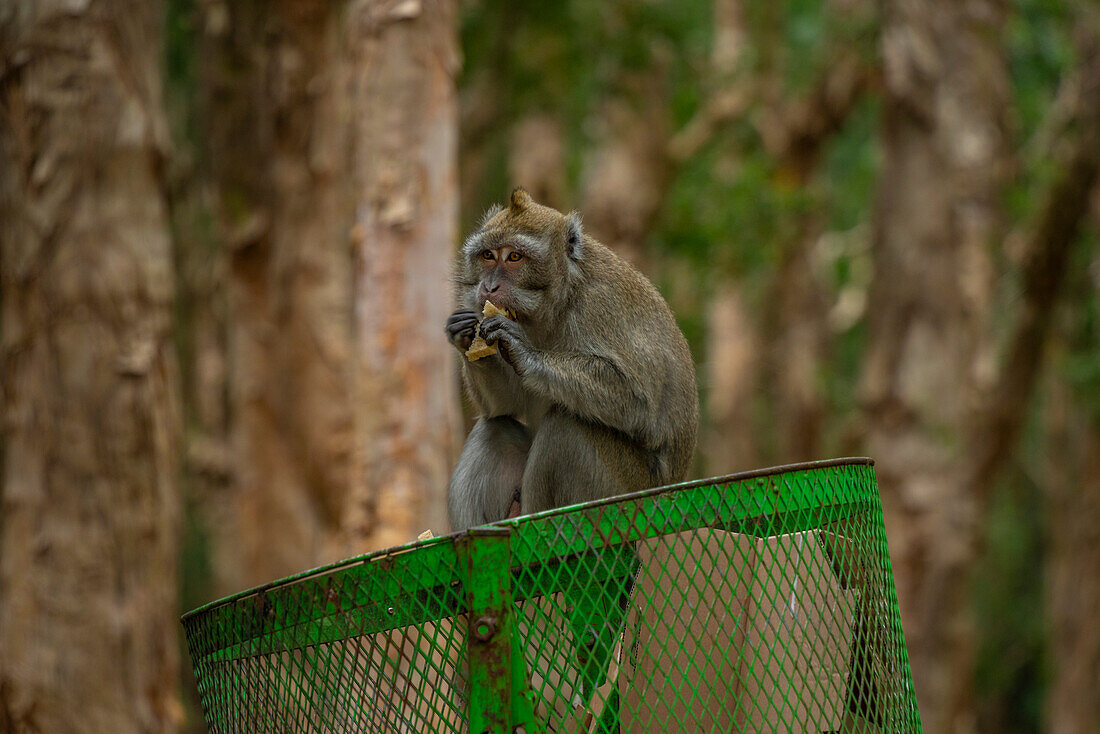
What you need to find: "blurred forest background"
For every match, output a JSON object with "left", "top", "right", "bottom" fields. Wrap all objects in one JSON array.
[{"left": 2, "top": 0, "right": 1100, "bottom": 732}]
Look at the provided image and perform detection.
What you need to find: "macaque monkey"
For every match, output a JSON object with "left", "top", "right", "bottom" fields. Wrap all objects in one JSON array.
[{"left": 445, "top": 189, "right": 698, "bottom": 531}]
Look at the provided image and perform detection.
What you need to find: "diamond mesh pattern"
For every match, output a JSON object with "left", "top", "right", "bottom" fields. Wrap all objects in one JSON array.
[{"left": 183, "top": 459, "right": 921, "bottom": 732}]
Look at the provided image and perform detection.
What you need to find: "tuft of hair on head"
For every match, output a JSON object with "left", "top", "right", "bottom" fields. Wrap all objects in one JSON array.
[
  {"left": 510, "top": 187, "right": 533, "bottom": 213},
  {"left": 564, "top": 212, "right": 583, "bottom": 261},
  {"left": 478, "top": 203, "right": 504, "bottom": 229}
]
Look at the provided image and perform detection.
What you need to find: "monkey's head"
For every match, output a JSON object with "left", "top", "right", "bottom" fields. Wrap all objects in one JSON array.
[{"left": 457, "top": 188, "right": 584, "bottom": 326}]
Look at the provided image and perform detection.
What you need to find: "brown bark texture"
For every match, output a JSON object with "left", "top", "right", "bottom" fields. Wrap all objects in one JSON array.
[
  {"left": 199, "top": 0, "right": 460, "bottom": 587},
  {"left": 859, "top": 1, "right": 1009, "bottom": 731},
  {"left": 0, "top": 1, "right": 182, "bottom": 732},
  {"left": 580, "top": 94, "right": 670, "bottom": 269},
  {"left": 702, "top": 287, "right": 759, "bottom": 474},
  {"left": 1044, "top": 390, "right": 1100, "bottom": 734},
  {"left": 882, "top": 27, "right": 1100, "bottom": 733},
  {"left": 345, "top": 0, "right": 461, "bottom": 552},
  {"left": 198, "top": 0, "right": 355, "bottom": 593}
]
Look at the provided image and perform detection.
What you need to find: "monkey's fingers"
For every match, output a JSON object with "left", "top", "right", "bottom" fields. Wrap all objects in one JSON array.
[
  {"left": 478, "top": 316, "right": 525, "bottom": 369},
  {"left": 450, "top": 333, "right": 476, "bottom": 351},
  {"left": 477, "top": 314, "right": 513, "bottom": 340},
  {"left": 445, "top": 319, "right": 478, "bottom": 337},
  {"left": 447, "top": 322, "right": 478, "bottom": 335},
  {"left": 445, "top": 312, "right": 479, "bottom": 343},
  {"left": 446, "top": 310, "right": 479, "bottom": 328}
]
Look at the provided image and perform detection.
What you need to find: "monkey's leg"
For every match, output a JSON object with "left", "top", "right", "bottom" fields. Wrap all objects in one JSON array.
[
  {"left": 448, "top": 416, "right": 531, "bottom": 532},
  {"left": 522, "top": 408, "right": 644, "bottom": 724},
  {"left": 521, "top": 408, "right": 654, "bottom": 516}
]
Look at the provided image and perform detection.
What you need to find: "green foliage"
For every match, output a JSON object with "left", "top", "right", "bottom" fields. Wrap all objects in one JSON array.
[
  {"left": 973, "top": 471, "right": 1047, "bottom": 734},
  {"left": 459, "top": 0, "right": 715, "bottom": 225},
  {"left": 1005, "top": 0, "right": 1078, "bottom": 226},
  {"left": 1060, "top": 227, "right": 1100, "bottom": 418},
  {"left": 659, "top": 141, "right": 802, "bottom": 277},
  {"left": 1008, "top": 0, "right": 1076, "bottom": 140},
  {"left": 165, "top": 0, "right": 201, "bottom": 146},
  {"left": 820, "top": 98, "right": 880, "bottom": 233}
]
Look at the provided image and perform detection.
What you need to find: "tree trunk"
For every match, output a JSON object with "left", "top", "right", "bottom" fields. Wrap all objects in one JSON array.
[
  {"left": 199, "top": 0, "right": 356, "bottom": 592},
  {"left": 198, "top": 0, "right": 461, "bottom": 587},
  {"left": 859, "top": 1, "right": 1008, "bottom": 730},
  {"left": 0, "top": 2, "right": 182, "bottom": 732},
  {"left": 769, "top": 236, "right": 831, "bottom": 462},
  {"left": 344, "top": 0, "right": 461, "bottom": 550},
  {"left": 579, "top": 94, "right": 669, "bottom": 270},
  {"left": 703, "top": 286, "right": 760, "bottom": 474},
  {"left": 1044, "top": 390, "right": 1100, "bottom": 734}
]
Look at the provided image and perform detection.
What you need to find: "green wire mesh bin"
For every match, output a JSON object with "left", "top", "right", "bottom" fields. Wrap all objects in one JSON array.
[{"left": 182, "top": 457, "right": 921, "bottom": 732}]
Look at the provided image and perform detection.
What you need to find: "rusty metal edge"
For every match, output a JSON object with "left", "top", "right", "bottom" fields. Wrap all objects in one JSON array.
[{"left": 181, "top": 456, "right": 874, "bottom": 621}]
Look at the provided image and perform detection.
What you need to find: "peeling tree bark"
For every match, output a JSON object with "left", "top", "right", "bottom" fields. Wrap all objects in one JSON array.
[
  {"left": 344, "top": 0, "right": 461, "bottom": 550},
  {"left": 0, "top": 1, "right": 181, "bottom": 731},
  {"left": 199, "top": 0, "right": 460, "bottom": 587}
]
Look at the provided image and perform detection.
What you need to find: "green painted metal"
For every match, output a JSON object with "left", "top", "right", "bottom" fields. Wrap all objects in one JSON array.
[
  {"left": 459, "top": 528, "right": 514, "bottom": 733},
  {"left": 182, "top": 458, "right": 922, "bottom": 732}
]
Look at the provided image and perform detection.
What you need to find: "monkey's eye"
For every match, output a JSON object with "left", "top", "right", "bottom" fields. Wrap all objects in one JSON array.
[
  {"left": 506, "top": 251, "right": 523, "bottom": 263},
  {"left": 480, "top": 250, "right": 494, "bottom": 261}
]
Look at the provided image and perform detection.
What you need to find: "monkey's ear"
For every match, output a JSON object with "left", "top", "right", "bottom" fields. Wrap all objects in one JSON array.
[
  {"left": 510, "top": 187, "right": 533, "bottom": 212},
  {"left": 564, "top": 213, "right": 583, "bottom": 261}
]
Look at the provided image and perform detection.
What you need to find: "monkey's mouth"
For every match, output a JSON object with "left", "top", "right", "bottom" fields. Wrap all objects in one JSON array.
[{"left": 478, "top": 298, "right": 521, "bottom": 321}]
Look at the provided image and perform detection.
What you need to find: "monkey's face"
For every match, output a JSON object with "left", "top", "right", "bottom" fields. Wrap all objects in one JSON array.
[
  {"left": 458, "top": 226, "right": 554, "bottom": 320},
  {"left": 457, "top": 189, "right": 583, "bottom": 328}
]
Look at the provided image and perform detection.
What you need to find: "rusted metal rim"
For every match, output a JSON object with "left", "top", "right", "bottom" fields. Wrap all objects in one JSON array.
[{"left": 181, "top": 456, "right": 874, "bottom": 621}]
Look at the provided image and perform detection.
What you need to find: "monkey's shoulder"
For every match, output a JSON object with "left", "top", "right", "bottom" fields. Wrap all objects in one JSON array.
[{"left": 576, "top": 254, "right": 679, "bottom": 336}]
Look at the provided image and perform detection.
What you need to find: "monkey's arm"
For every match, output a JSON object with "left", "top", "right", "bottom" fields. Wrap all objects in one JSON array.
[
  {"left": 480, "top": 316, "right": 658, "bottom": 443},
  {"left": 523, "top": 352, "right": 655, "bottom": 436}
]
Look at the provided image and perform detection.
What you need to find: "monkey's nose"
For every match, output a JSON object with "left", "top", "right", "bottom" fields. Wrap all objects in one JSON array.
[{"left": 485, "top": 283, "right": 500, "bottom": 294}]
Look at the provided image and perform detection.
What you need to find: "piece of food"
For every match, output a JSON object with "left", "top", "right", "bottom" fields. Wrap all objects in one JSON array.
[
  {"left": 465, "top": 300, "right": 514, "bottom": 362},
  {"left": 464, "top": 336, "right": 497, "bottom": 362}
]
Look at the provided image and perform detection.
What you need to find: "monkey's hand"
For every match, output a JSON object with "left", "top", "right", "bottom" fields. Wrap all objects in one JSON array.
[
  {"left": 445, "top": 309, "right": 479, "bottom": 352},
  {"left": 479, "top": 315, "right": 532, "bottom": 372}
]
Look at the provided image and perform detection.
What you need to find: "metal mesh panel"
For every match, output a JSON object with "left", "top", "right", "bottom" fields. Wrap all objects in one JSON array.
[{"left": 183, "top": 458, "right": 922, "bottom": 732}]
